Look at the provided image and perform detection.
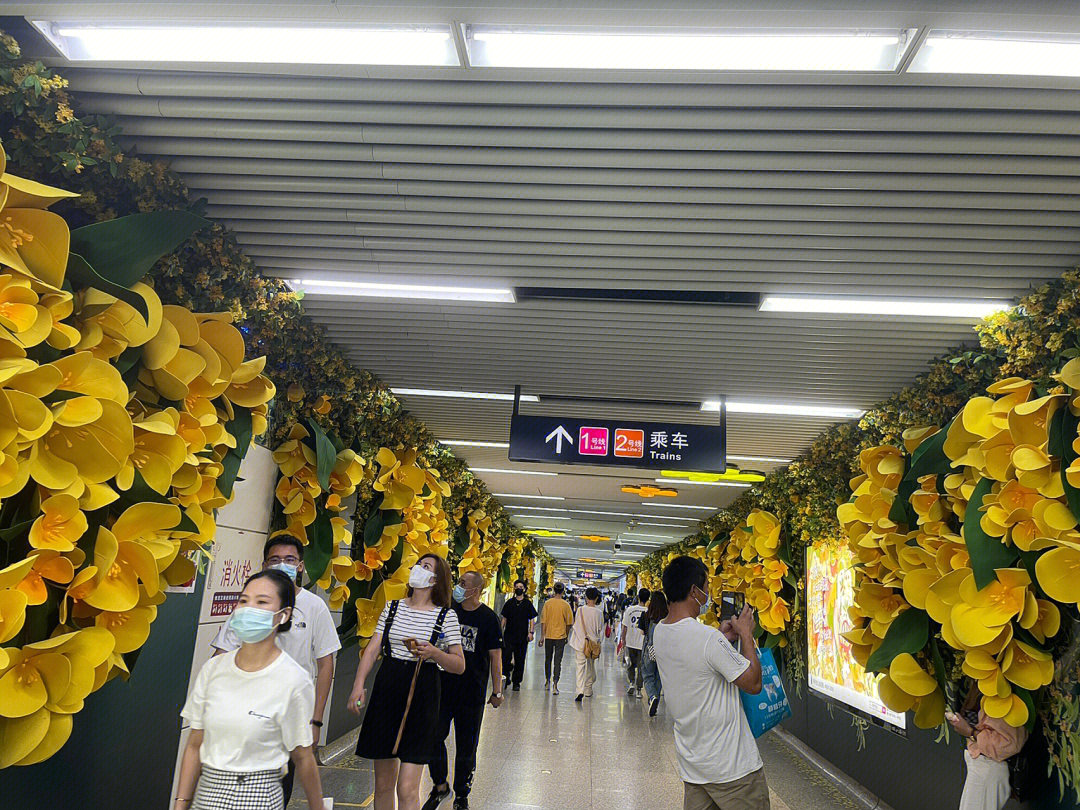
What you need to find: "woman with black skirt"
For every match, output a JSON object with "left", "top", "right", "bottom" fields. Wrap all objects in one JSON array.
[{"left": 349, "top": 554, "right": 465, "bottom": 810}]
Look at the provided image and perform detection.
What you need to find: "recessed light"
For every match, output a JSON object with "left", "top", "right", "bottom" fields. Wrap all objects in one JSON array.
[
  {"left": 908, "top": 32, "right": 1080, "bottom": 77},
  {"left": 702, "top": 400, "right": 865, "bottom": 419},
  {"left": 393, "top": 389, "right": 538, "bottom": 402},
  {"left": 493, "top": 493, "right": 565, "bottom": 500},
  {"left": 472, "top": 468, "right": 557, "bottom": 477},
  {"left": 466, "top": 27, "right": 907, "bottom": 71},
  {"left": 759, "top": 295, "right": 1010, "bottom": 319},
  {"left": 442, "top": 440, "right": 511, "bottom": 449},
  {"left": 36, "top": 23, "right": 459, "bottom": 65}
]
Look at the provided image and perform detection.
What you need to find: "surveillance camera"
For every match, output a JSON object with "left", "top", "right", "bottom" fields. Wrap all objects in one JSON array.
[{"left": 613, "top": 541, "right": 622, "bottom": 551}]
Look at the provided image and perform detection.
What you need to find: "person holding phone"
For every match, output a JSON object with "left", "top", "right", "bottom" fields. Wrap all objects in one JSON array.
[
  {"left": 946, "top": 684, "right": 1027, "bottom": 810},
  {"left": 349, "top": 555, "right": 465, "bottom": 810},
  {"left": 175, "top": 570, "right": 326, "bottom": 810}
]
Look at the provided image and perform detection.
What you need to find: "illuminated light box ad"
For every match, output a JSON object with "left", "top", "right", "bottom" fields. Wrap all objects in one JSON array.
[{"left": 806, "top": 541, "right": 907, "bottom": 736}]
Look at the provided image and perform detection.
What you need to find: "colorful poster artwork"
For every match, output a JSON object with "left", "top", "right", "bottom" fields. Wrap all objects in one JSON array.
[{"left": 806, "top": 541, "right": 906, "bottom": 731}]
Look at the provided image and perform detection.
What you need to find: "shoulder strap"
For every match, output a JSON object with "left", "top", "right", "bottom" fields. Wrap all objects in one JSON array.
[
  {"left": 382, "top": 600, "right": 400, "bottom": 657},
  {"left": 430, "top": 607, "right": 449, "bottom": 644}
]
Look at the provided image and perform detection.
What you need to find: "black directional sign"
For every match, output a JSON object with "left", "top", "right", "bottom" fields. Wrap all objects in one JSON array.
[{"left": 508, "top": 414, "right": 726, "bottom": 472}]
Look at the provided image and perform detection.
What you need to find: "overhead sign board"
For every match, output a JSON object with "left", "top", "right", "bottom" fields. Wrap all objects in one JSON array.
[
  {"left": 509, "top": 414, "right": 726, "bottom": 472},
  {"left": 577, "top": 569, "right": 599, "bottom": 579}
]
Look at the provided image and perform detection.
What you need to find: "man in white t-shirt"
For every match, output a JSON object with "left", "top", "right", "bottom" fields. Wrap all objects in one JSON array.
[
  {"left": 212, "top": 535, "right": 341, "bottom": 805},
  {"left": 652, "top": 555, "right": 767, "bottom": 810},
  {"left": 619, "top": 587, "right": 649, "bottom": 697}
]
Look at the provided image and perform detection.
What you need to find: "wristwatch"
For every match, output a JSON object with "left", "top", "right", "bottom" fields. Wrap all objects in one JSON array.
[{"left": 492, "top": 692, "right": 503, "bottom": 699}]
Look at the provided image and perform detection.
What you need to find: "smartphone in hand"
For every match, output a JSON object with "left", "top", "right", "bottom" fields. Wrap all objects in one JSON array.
[{"left": 719, "top": 591, "right": 745, "bottom": 622}]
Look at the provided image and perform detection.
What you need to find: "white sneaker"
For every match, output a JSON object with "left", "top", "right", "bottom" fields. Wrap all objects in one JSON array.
[
  {"left": 552, "top": 684, "right": 560, "bottom": 695},
  {"left": 627, "top": 686, "right": 635, "bottom": 697}
]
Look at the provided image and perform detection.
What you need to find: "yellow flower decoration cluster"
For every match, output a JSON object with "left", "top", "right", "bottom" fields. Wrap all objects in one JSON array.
[
  {"left": 713, "top": 510, "right": 792, "bottom": 638},
  {"left": 839, "top": 369, "right": 1080, "bottom": 730},
  {"left": 458, "top": 509, "right": 498, "bottom": 579},
  {"left": 0, "top": 155, "right": 273, "bottom": 767}
]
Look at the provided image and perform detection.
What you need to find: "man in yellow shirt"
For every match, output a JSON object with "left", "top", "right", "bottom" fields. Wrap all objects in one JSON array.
[{"left": 537, "top": 582, "right": 576, "bottom": 694}]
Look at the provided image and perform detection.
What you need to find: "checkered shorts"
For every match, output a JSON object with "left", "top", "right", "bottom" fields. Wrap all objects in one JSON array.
[{"left": 192, "top": 766, "right": 284, "bottom": 810}]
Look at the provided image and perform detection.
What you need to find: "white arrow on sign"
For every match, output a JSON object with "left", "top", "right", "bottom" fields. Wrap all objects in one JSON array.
[{"left": 545, "top": 425, "right": 575, "bottom": 454}]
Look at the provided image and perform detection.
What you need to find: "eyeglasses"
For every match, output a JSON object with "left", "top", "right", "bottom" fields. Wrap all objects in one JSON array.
[{"left": 267, "top": 556, "right": 301, "bottom": 566}]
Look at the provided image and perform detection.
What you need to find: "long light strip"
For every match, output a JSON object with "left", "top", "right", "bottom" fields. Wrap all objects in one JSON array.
[
  {"left": 637, "top": 521, "right": 694, "bottom": 528},
  {"left": 702, "top": 400, "right": 865, "bottom": 419},
  {"left": 291, "top": 278, "right": 515, "bottom": 303},
  {"left": 656, "top": 478, "right": 751, "bottom": 488},
  {"left": 642, "top": 503, "right": 717, "bottom": 511},
  {"left": 36, "top": 24, "right": 459, "bottom": 65},
  {"left": 908, "top": 33, "right": 1080, "bottom": 77},
  {"left": 442, "top": 440, "right": 511, "bottom": 448},
  {"left": 623, "top": 532, "right": 680, "bottom": 539},
  {"left": 493, "top": 493, "right": 565, "bottom": 500},
  {"left": 472, "top": 468, "right": 557, "bottom": 477},
  {"left": 760, "top": 295, "right": 1011, "bottom": 319},
  {"left": 504, "top": 505, "right": 695, "bottom": 522},
  {"left": 509, "top": 515, "right": 571, "bottom": 521},
  {"left": 467, "top": 29, "right": 904, "bottom": 71},
  {"left": 729, "top": 454, "right": 794, "bottom": 464},
  {"left": 394, "top": 389, "right": 539, "bottom": 402}
]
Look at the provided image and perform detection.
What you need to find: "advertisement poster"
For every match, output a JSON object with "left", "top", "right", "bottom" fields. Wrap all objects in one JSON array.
[{"left": 806, "top": 541, "right": 906, "bottom": 734}]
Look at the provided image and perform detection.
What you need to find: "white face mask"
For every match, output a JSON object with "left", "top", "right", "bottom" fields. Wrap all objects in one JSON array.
[
  {"left": 408, "top": 564, "right": 437, "bottom": 589},
  {"left": 693, "top": 587, "right": 711, "bottom": 617}
]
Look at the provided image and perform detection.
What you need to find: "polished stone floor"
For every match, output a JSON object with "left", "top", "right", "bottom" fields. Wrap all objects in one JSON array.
[{"left": 292, "top": 640, "right": 861, "bottom": 809}]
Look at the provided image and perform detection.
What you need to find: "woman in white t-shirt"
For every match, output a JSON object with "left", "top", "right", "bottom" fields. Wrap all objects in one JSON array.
[
  {"left": 349, "top": 554, "right": 465, "bottom": 810},
  {"left": 569, "top": 586, "right": 605, "bottom": 702},
  {"left": 175, "top": 570, "right": 325, "bottom": 810}
]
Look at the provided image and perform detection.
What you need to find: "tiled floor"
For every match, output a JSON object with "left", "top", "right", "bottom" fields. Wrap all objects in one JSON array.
[{"left": 292, "top": 640, "right": 860, "bottom": 809}]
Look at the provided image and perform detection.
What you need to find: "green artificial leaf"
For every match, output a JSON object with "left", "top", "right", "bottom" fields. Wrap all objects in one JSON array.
[
  {"left": 1052, "top": 407, "right": 1080, "bottom": 521},
  {"left": 0, "top": 518, "right": 34, "bottom": 543},
  {"left": 1014, "top": 687, "right": 1038, "bottom": 732},
  {"left": 304, "top": 508, "right": 334, "bottom": 583},
  {"left": 964, "top": 477, "right": 1019, "bottom": 590},
  {"left": 865, "top": 608, "right": 930, "bottom": 674},
  {"left": 929, "top": 637, "right": 948, "bottom": 698},
  {"left": 306, "top": 418, "right": 337, "bottom": 492},
  {"left": 69, "top": 210, "right": 209, "bottom": 289},
  {"left": 66, "top": 253, "right": 150, "bottom": 320},
  {"left": 386, "top": 533, "right": 405, "bottom": 574},
  {"left": 763, "top": 632, "right": 783, "bottom": 649},
  {"left": 889, "top": 422, "right": 953, "bottom": 527},
  {"left": 228, "top": 408, "right": 254, "bottom": 458},
  {"left": 452, "top": 524, "right": 470, "bottom": 557},
  {"left": 217, "top": 450, "right": 243, "bottom": 500},
  {"left": 363, "top": 510, "right": 386, "bottom": 548}
]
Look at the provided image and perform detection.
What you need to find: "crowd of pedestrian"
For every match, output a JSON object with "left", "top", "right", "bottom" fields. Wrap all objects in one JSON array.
[{"left": 176, "top": 550, "right": 778, "bottom": 810}]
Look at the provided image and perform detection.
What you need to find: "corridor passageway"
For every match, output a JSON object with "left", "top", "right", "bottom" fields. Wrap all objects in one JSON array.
[{"left": 293, "top": 641, "right": 862, "bottom": 810}]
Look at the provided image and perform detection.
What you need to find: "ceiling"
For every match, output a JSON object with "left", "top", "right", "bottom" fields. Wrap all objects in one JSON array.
[{"left": 8, "top": 1, "right": 1080, "bottom": 580}]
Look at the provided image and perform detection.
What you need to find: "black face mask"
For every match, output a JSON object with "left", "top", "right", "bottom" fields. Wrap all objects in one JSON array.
[{"left": 515, "top": 588, "right": 525, "bottom": 596}]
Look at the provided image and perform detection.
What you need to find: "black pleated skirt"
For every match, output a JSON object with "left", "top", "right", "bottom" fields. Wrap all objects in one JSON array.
[{"left": 356, "top": 656, "right": 442, "bottom": 764}]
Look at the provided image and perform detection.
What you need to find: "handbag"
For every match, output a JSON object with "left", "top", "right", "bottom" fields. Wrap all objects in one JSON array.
[
  {"left": 605, "top": 624, "right": 612, "bottom": 638},
  {"left": 584, "top": 638, "right": 602, "bottom": 660},
  {"left": 739, "top": 647, "right": 791, "bottom": 737}
]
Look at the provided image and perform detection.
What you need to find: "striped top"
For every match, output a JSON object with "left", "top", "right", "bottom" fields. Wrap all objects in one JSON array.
[{"left": 376, "top": 601, "right": 462, "bottom": 662}]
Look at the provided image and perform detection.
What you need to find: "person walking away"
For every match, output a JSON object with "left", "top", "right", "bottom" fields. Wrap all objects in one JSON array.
[
  {"left": 569, "top": 587, "right": 605, "bottom": 702},
  {"left": 500, "top": 579, "right": 537, "bottom": 691},
  {"left": 211, "top": 535, "right": 340, "bottom": 806},
  {"left": 176, "top": 570, "right": 325, "bottom": 810},
  {"left": 641, "top": 591, "right": 669, "bottom": 717},
  {"left": 537, "top": 582, "right": 575, "bottom": 694},
  {"left": 947, "top": 685, "right": 1028, "bottom": 810},
  {"left": 349, "top": 555, "right": 466, "bottom": 810},
  {"left": 423, "top": 571, "right": 503, "bottom": 810},
  {"left": 652, "top": 556, "right": 768, "bottom": 810},
  {"left": 620, "top": 588, "right": 650, "bottom": 697}
]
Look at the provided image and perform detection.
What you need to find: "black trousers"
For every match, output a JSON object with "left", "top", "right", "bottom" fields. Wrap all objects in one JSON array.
[
  {"left": 502, "top": 639, "right": 528, "bottom": 686},
  {"left": 430, "top": 695, "right": 486, "bottom": 798},
  {"left": 544, "top": 638, "right": 567, "bottom": 683}
]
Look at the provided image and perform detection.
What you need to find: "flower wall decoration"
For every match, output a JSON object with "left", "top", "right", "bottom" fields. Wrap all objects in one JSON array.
[{"left": 0, "top": 149, "right": 273, "bottom": 768}]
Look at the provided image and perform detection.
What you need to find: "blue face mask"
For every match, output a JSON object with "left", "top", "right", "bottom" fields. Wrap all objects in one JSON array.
[
  {"left": 271, "top": 562, "right": 299, "bottom": 581},
  {"left": 452, "top": 584, "right": 467, "bottom": 603},
  {"left": 229, "top": 606, "right": 282, "bottom": 643}
]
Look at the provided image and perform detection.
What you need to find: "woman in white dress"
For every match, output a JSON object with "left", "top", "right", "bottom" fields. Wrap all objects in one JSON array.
[{"left": 569, "top": 586, "right": 604, "bottom": 702}]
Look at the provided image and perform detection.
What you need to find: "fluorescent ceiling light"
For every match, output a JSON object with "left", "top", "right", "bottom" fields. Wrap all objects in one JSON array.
[
  {"left": 908, "top": 32, "right": 1080, "bottom": 77},
  {"left": 656, "top": 478, "right": 751, "bottom": 488},
  {"left": 493, "top": 493, "right": 565, "bottom": 500},
  {"left": 441, "top": 440, "right": 510, "bottom": 448},
  {"left": 505, "top": 505, "right": 694, "bottom": 522},
  {"left": 35, "top": 23, "right": 459, "bottom": 65},
  {"left": 623, "top": 532, "right": 678, "bottom": 539},
  {"left": 759, "top": 295, "right": 1010, "bottom": 319},
  {"left": 393, "top": 389, "right": 538, "bottom": 402},
  {"left": 467, "top": 27, "right": 905, "bottom": 71},
  {"left": 472, "top": 468, "right": 557, "bottom": 477},
  {"left": 729, "top": 454, "right": 794, "bottom": 464},
  {"left": 510, "top": 515, "right": 571, "bottom": 521},
  {"left": 291, "top": 278, "right": 514, "bottom": 303},
  {"left": 701, "top": 400, "right": 865, "bottom": 419},
  {"left": 642, "top": 503, "right": 716, "bottom": 511},
  {"left": 637, "top": 521, "right": 693, "bottom": 528}
]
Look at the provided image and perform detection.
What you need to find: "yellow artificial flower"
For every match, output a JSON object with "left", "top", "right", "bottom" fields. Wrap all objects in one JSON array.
[
  {"left": 94, "top": 605, "right": 156, "bottom": 654},
  {"left": 15, "top": 551, "right": 75, "bottom": 606},
  {"left": 950, "top": 569, "right": 1030, "bottom": 648},
  {"left": 28, "top": 494, "right": 86, "bottom": 552},
  {"left": 1034, "top": 547, "right": 1080, "bottom": 607}
]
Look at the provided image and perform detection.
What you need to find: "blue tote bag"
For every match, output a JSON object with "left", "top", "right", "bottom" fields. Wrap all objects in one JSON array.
[{"left": 740, "top": 647, "right": 791, "bottom": 737}]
